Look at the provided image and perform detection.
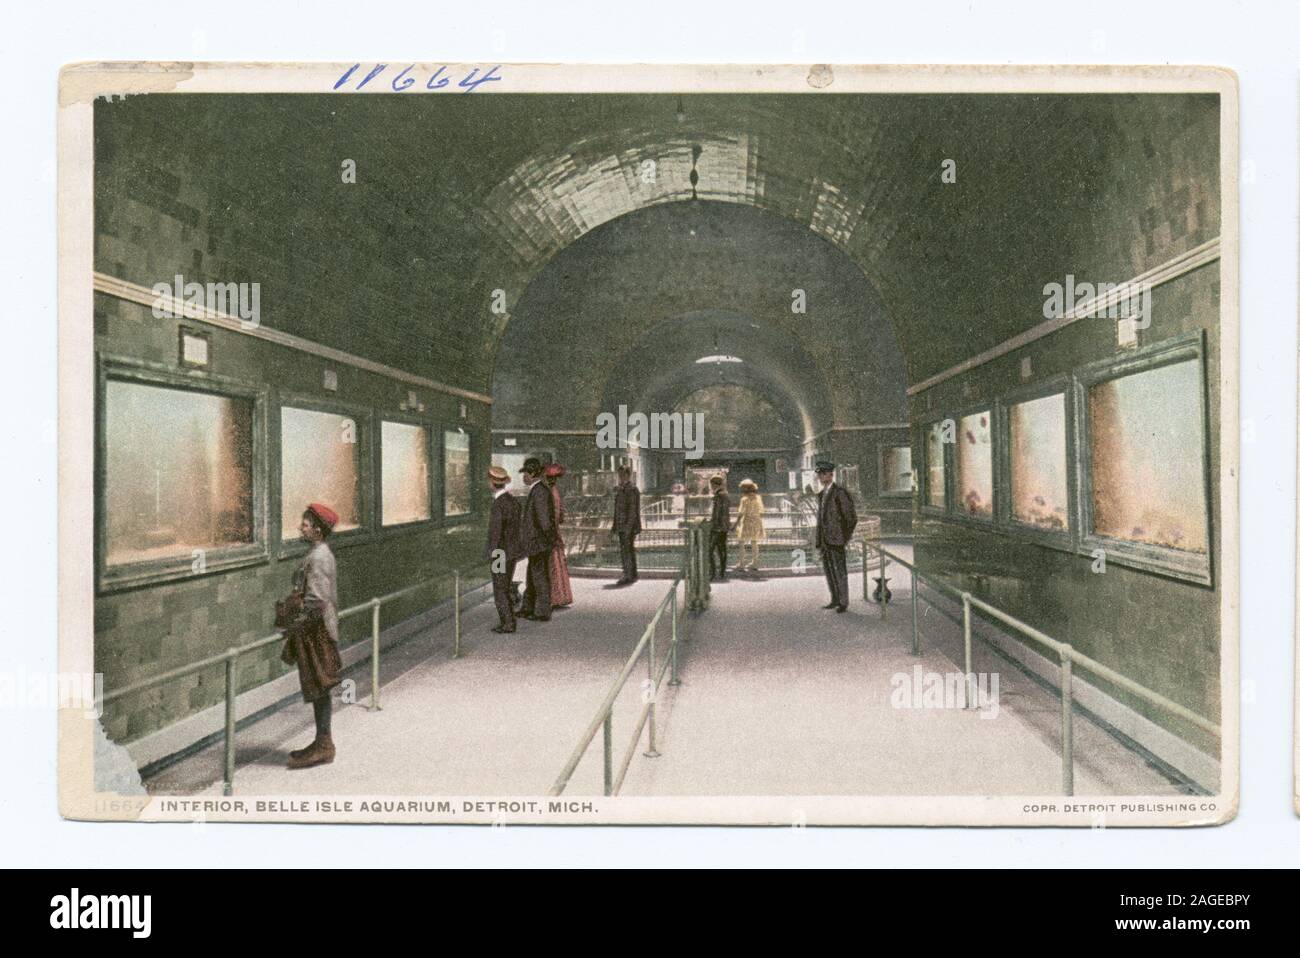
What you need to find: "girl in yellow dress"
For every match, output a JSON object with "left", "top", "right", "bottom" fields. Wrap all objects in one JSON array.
[{"left": 735, "top": 479, "right": 766, "bottom": 572}]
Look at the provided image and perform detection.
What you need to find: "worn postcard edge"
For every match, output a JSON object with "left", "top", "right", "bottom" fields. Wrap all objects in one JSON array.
[{"left": 56, "top": 61, "right": 1240, "bottom": 827}]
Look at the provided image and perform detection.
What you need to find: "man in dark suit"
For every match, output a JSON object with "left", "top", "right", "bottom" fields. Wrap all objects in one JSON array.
[
  {"left": 707, "top": 473, "right": 731, "bottom": 581},
  {"left": 611, "top": 465, "right": 642, "bottom": 585},
  {"left": 485, "top": 465, "right": 524, "bottom": 634},
  {"left": 518, "top": 457, "right": 555, "bottom": 621},
  {"left": 815, "top": 461, "right": 857, "bottom": 612}
]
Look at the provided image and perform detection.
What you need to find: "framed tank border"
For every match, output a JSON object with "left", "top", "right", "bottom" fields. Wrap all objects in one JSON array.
[
  {"left": 1072, "top": 329, "right": 1213, "bottom": 587},
  {"left": 945, "top": 400, "right": 997, "bottom": 529},
  {"left": 993, "top": 373, "right": 1075, "bottom": 554},
  {"left": 917, "top": 417, "right": 950, "bottom": 517},
  {"left": 94, "top": 352, "right": 270, "bottom": 594},
  {"left": 272, "top": 389, "right": 377, "bottom": 561}
]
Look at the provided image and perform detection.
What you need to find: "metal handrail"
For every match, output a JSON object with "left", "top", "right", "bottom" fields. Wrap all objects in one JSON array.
[
  {"left": 549, "top": 523, "right": 711, "bottom": 797},
  {"left": 99, "top": 567, "right": 489, "bottom": 795},
  {"left": 548, "top": 570, "right": 687, "bottom": 797},
  {"left": 862, "top": 539, "right": 1220, "bottom": 796}
]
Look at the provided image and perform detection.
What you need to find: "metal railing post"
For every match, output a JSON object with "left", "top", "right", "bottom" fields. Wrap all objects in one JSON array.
[
  {"left": 910, "top": 567, "right": 920, "bottom": 655},
  {"left": 1061, "top": 656, "right": 1075, "bottom": 796},
  {"left": 683, "top": 527, "right": 693, "bottom": 610},
  {"left": 645, "top": 625, "right": 660, "bottom": 758},
  {"left": 223, "top": 650, "right": 237, "bottom": 796},
  {"left": 681, "top": 574, "right": 692, "bottom": 641},
  {"left": 603, "top": 713, "right": 613, "bottom": 796},
  {"left": 879, "top": 556, "right": 889, "bottom": 621},
  {"left": 862, "top": 540, "right": 870, "bottom": 603},
  {"left": 669, "top": 588, "right": 681, "bottom": 686},
  {"left": 690, "top": 525, "right": 704, "bottom": 612},
  {"left": 690, "top": 526, "right": 698, "bottom": 610},
  {"left": 452, "top": 570, "right": 462, "bottom": 659},
  {"left": 369, "top": 597, "right": 382, "bottom": 712},
  {"left": 696, "top": 524, "right": 708, "bottom": 609},
  {"left": 961, "top": 593, "right": 974, "bottom": 709},
  {"left": 703, "top": 523, "right": 711, "bottom": 607}
]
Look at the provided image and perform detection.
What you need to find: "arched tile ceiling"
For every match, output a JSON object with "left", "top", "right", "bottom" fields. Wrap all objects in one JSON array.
[
  {"left": 489, "top": 202, "right": 908, "bottom": 434},
  {"left": 95, "top": 92, "right": 1218, "bottom": 394},
  {"left": 600, "top": 309, "right": 832, "bottom": 446},
  {"left": 670, "top": 383, "right": 797, "bottom": 453}
]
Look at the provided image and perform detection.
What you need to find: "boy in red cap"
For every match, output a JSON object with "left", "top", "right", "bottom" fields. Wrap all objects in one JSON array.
[{"left": 284, "top": 502, "right": 343, "bottom": 769}]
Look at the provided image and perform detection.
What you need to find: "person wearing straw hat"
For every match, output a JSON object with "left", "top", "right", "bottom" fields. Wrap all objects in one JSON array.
[
  {"left": 815, "top": 461, "right": 857, "bottom": 612},
  {"left": 285, "top": 502, "right": 343, "bottom": 769},
  {"left": 735, "top": 478, "right": 766, "bottom": 573},
  {"left": 485, "top": 465, "right": 523, "bottom": 633}
]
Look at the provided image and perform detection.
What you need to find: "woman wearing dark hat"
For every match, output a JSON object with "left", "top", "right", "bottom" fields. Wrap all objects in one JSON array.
[
  {"left": 283, "top": 502, "right": 343, "bottom": 769},
  {"left": 544, "top": 463, "right": 574, "bottom": 609}
]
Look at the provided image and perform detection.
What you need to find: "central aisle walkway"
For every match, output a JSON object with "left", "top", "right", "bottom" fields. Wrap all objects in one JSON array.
[
  {"left": 624, "top": 571, "right": 1180, "bottom": 796},
  {"left": 148, "top": 556, "right": 1183, "bottom": 798}
]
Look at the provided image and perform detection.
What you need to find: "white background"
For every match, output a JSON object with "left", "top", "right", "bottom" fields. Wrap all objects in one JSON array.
[{"left": 2, "top": 0, "right": 1295, "bottom": 868}]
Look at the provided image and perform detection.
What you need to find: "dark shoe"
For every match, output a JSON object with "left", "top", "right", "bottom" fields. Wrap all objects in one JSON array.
[
  {"left": 289, "top": 741, "right": 313, "bottom": 760},
  {"left": 521, "top": 613, "right": 551, "bottom": 622},
  {"left": 822, "top": 602, "right": 838, "bottom": 610},
  {"left": 836, "top": 605, "right": 848, "bottom": 613},
  {"left": 491, "top": 625, "right": 516, "bottom": 634},
  {"left": 287, "top": 735, "right": 335, "bottom": 769}
]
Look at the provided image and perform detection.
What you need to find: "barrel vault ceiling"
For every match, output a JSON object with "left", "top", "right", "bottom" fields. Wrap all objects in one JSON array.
[{"left": 95, "top": 92, "right": 1219, "bottom": 404}]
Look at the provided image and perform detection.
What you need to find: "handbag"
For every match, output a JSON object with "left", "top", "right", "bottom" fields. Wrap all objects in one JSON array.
[
  {"left": 276, "top": 592, "right": 303, "bottom": 665},
  {"left": 275, "top": 591, "right": 302, "bottom": 627}
]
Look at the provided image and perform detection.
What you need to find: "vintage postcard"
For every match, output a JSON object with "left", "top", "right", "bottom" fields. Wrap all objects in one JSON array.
[{"left": 56, "top": 61, "right": 1237, "bottom": 826}]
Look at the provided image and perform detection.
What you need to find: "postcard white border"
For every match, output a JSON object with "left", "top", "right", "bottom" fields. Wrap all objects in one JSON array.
[{"left": 57, "top": 61, "right": 1240, "bottom": 827}]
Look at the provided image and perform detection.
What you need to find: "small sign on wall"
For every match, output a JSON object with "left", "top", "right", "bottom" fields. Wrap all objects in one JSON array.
[
  {"left": 178, "top": 327, "right": 211, "bottom": 368},
  {"left": 1116, "top": 316, "right": 1141, "bottom": 349}
]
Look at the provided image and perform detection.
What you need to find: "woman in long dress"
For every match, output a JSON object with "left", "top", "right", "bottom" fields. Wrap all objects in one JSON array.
[
  {"left": 735, "top": 478, "right": 766, "bottom": 572},
  {"left": 284, "top": 502, "right": 343, "bottom": 769},
  {"left": 545, "top": 463, "right": 574, "bottom": 608}
]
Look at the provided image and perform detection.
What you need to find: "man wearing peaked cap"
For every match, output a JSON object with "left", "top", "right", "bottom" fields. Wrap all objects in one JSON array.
[
  {"left": 610, "top": 464, "right": 642, "bottom": 585},
  {"left": 707, "top": 474, "right": 730, "bottom": 581},
  {"left": 517, "top": 457, "right": 556, "bottom": 621},
  {"left": 485, "top": 465, "right": 524, "bottom": 633},
  {"left": 815, "top": 461, "right": 857, "bottom": 613}
]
